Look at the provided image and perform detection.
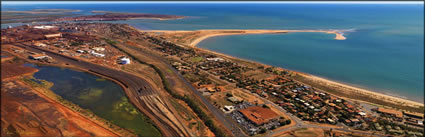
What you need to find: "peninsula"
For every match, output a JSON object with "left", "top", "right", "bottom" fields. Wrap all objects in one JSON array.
[
  {"left": 1, "top": 9, "right": 82, "bottom": 24},
  {"left": 145, "top": 28, "right": 424, "bottom": 110},
  {"left": 147, "top": 29, "right": 348, "bottom": 47}
]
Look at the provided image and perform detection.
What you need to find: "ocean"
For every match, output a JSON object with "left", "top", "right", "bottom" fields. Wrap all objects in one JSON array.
[{"left": 2, "top": 2, "right": 424, "bottom": 102}]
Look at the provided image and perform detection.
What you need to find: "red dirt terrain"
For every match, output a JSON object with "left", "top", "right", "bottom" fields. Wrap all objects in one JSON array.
[
  {"left": 1, "top": 80, "right": 120, "bottom": 137},
  {"left": 1, "top": 62, "right": 38, "bottom": 81}
]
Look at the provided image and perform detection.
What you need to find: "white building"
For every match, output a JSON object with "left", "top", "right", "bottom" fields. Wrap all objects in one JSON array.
[
  {"left": 119, "top": 57, "right": 131, "bottom": 64},
  {"left": 76, "top": 50, "right": 84, "bottom": 53},
  {"left": 327, "top": 118, "right": 335, "bottom": 124},
  {"left": 33, "top": 42, "right": 47, "bottom": 47},
  {"left": 92, "top": 47, "right": 105, "bottom": 52},
  {"left": 206, "top": 57, "right": 224, "bottom": 62},
  {"left": 358, "top": 112, "right": 367, "bottom": 116},
  {"left": 223, "top": 105, "right": 235, "bottom": 113},
  {"left": 33, "top": 25, "right": 57, "bottom": 29},
  {"left": 90, "top": 51, "right": 105, "bottom": 57},
  {"left": 44, "top": 33, "right": 62, "bottom": 39},
  {"left": 29, "top": 54, "right": 50, "bottom": 60}
]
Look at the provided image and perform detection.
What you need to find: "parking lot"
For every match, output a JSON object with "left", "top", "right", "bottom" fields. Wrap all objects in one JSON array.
[{"left": 229, "top": 102, "right": 282, "bottom": 135}]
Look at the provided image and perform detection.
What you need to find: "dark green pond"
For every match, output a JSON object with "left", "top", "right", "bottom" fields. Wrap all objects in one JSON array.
[{"left": 27, "top": 64, "right": 161, "bottom": 137}]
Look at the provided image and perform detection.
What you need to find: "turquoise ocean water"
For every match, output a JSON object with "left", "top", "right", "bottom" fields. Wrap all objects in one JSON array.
[{"left": 2, "top": 2, "right": 423, "bottom": 102}]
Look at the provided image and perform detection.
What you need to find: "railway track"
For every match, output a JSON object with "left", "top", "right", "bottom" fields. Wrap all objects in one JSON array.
[{"left": 11, "top": 42, "right": 186, "bottom": 137}]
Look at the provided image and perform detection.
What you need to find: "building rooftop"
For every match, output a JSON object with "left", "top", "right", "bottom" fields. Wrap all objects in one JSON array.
[
  {"left": 377, "top": 107, "right": 403, "bottom": 118},
  {"left": 33, "top": 25, "right": 57, "bottom": 29},
  {"left": 29, "top": 54, "right": 49, "bottom": 60},
  {"left": 403, "top": 111, "right": 424, "bottom": 119},
  {"left": 239, "top": 106, "right": 279, "bottom": 125},
  {"left": 44, "top": 33, "right": 62, "bottom": 38},
  {"left": 227, "top": 97, "right": 240, "bottom": 103}
]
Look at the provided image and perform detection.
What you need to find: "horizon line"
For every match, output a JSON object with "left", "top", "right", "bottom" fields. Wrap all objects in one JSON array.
[{"left": 2, "top": 1, "right": 424, "bottom": 5}]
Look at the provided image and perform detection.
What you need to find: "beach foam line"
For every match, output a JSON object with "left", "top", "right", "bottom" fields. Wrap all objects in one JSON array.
[{"left": 189, "top": 44, "right": 424, "bottom": 108}]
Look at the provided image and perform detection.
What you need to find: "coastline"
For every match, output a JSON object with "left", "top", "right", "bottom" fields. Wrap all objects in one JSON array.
[
  {"left": 147, "top": 29, "right": 347, "bottom": 47},
  {"left": 195, "top": 46, "right": 423, "bottom": 107},
  {"left": 298, "top": 73, "right": 423, "bottom": 106},
  {"left": 143, "top": 29, "right": 423, "bottom": 110}
]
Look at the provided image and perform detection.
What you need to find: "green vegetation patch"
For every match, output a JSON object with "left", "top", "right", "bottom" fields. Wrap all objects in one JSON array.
[
  {"left": 103, "top": 96, "right": 161, "bottom": 137},
  {"left": 78, "top": 88, "right": 104, "bottom": 101},
  {"left": 70, "top": 41, "right": 83, "bottom": 47},
  {"left": 112, "top": 97, "right": 139, "bottom": 120},
  {"left": 104, "top": 37, "right": 226, "bottom": 137},
  {"left": 189, "top": 56, "right": 204, "bottom": 63},
  {"left": 167, "top": 69, "right": 173, "bottom": 74},
  {"left": 21, "top": 76, "right": 54, "bottom": 89},
  {"left": 183, "top": 73, "right": 201, "bottom": 83}
]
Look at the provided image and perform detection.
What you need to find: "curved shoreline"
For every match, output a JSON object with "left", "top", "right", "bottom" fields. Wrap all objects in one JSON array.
[
  {"left": 189, "top": 30, "right": 347, "bottom": 46},
  {"left": 144, "top": 29, "right": 423, "bottom": 108},
  {"left": 147, "top": 29, "right": 347, "bottom": 47},
  {"left": 194, "top": 46, "right": 423, "bottom": 107}
]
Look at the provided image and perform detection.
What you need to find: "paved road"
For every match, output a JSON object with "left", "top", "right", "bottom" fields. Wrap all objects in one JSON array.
[
  {"left": 167, "top": 39, "right": 387, "bottom": 137},
  {"left": 16, "top": 43, "right": 155, "bottom": 95},
  {"left": 12, "top": 43, "right": 183, "bottom": 137},
  {"left": 170, "top": 65, "right": 246, "bottom": 137},
  {"left": 13, "top": 41, "right": 384, "bottom": 137},
  {"left": 124, "top": 44, "right": 246, "bottom": 137},
  {"left": 197, "top": 73, "right": 384, "bottom": 137},
  {"left": 202, "top": 73, "right": 385, "bottom": 137},
  {"left": 257, "top": 93, "right": 386, "bottom": 137}
]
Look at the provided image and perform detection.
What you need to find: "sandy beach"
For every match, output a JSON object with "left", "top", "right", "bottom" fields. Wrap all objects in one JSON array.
[
  {"left": 298, "top": 73, "right": 424, "bottom": 107},
  {"left": 147, "top": 29, "right": 348, "bottom": 47},
  {"left": 144, "top": 29, "right": 424, "bottom": 111},
  {"left": 194, "top": 45, "right": 423, "bottom": 109}
]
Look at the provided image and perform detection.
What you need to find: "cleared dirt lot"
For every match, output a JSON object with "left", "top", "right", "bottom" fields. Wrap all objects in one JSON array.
[{"left": 1, "top": 62, "right": 38, "bottom": 81}]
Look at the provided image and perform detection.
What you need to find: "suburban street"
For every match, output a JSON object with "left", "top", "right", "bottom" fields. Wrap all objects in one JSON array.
[
  {"left": 11, "top": 42, "right": 387, "bottom": 137},
  {"left": 251, "top": 92, "right": 386, "bottom": 137}
]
